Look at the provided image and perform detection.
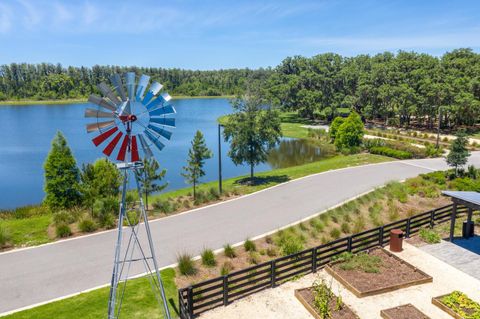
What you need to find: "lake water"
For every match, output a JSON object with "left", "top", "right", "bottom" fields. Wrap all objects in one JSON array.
[{"left": 0, "top": 99, "right": 330, "bottom": 209}]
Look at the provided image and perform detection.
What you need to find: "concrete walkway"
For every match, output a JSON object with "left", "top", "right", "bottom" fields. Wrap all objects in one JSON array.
[
  {"left": 1, "top": 153, "right": 480, "bottom": 314},
  {"left": 420, "top": 237, "right": 480, "bottom": 280}
]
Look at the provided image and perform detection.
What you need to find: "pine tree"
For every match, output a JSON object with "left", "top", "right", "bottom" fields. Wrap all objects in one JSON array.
[
  {"left": 138, "top": 158, "right": 168, "bottom": 209},
  {"left": 44, "top": 131, "right": 81, "bottom": 210},
  {"left": 182, "top": 131, "right": 212, "bottom": 200},
  {"left": 446, "top": 132, "right": 471, "bottom": 175}
]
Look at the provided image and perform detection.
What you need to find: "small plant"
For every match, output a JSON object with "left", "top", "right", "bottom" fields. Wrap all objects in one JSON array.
[
  {"left": 244, "top": 238, "right": 256, "bottom": 252},
  {"left": 79, "top": 217, "right": 97, "bottom": 233},
  {"left": 340, "top": 222, "right": 350, "bottom": 234},
  {"left": 311, "top": 279, "right": 344, "bottom": 317},
  {"left": 265, "top": 235, "right": 273, "bottom": 244},
  {"left": 248, "top": 251, "right": 260, "bottom": 265},
  {"left": 102, "top": 213, "right": 116, "bottom": 229},
  {"left": 266, "top": 247, "right": 277, "bottom": 257},
  {"left": 220, "top": 261, "right": 233, "bottom": 276},
  {"left": 201, "top": 248, "right": 216, "bottom": 267},
  {"left": 52, "top": 210, "right": 75, "bottom": 225},
  {"left": 177, "top": 253, "right": 196, "bottom": 276},
  {"left": 419, "top": 228, "right": 441, "bottom": 244},
  {"left": 387, "top": 200, "right": 400, "bottom": 221},
  {"left": 279, "top": 235, "right": 304, "bottom": 256},
  {"left": 298, "top": 222, "right": 308, "bottom": 231},
  {"left": 337, "top": 252, "right": 383, "bottom": 273},
  {"left": 329, "top": 227, "right": 341, "bottom": 239},
  {"left": 223, "top": 244, "right": 236, "bottom": 258},
  {"left": 310, "top": 219, "right": 324, "bottom": 232},
  {"left": 353, "top": 216, "right": 366, "bottom": 233},
  {"left": 56, "top": 223, "right": 72, "bottom": 238},
  {"left": 0, "top": 223, "right": 11, "bottom": 246},
  {"left": 441, "top": 291, "right": 480, "bottom": 319}
]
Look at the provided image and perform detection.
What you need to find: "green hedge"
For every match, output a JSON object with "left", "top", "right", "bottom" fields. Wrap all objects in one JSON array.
[{"left": 369, "top": 146, "right": 413, "bottom": 159}]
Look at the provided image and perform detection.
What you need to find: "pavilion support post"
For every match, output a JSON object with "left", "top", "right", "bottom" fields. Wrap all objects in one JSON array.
[
  {"left": 449, "top": 202, "right": 457, "bottom": 242},
  {"left": 467, "top": 207, "right": 473, "bottom": 223}
]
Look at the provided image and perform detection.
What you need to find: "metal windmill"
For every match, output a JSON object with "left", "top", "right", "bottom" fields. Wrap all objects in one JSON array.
[{"left": 85, "top": 72, "right": 175, "bottom": 319}]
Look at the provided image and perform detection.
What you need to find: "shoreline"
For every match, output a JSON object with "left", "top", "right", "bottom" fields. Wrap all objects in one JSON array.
[{"left": 0, "top": 95, "right": 234, "bottom": 106}]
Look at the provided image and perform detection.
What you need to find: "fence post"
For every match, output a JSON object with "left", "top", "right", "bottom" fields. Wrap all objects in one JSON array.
[
  {"left": 405, "top": 218, "right": 411, "bottom": 238},
  {"left": 187, "top": 286, "right": 194, "bottom": 319},
  {"left": 347, "top": 236, "right": 352, "bottom": 252},
  {"left": 270, "top": 260, "right": 276, "bottom": 288},
  {"left": 223, "top": 275, "right": 228, "bottom": 306},
  {"left": 312, "top": 248, "right": 317, "bottom": 273},
  {"left": 430, "top": 210, "right": 435, "bottom": 228},
  {"left": 378, "top": 226, "right": 384, "bottom": 246}
]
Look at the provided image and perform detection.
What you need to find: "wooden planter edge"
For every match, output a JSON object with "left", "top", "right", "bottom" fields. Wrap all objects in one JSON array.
[
  {"left": 294, "top": 287, "right": 360, "bottom": 319},
  {"left": 431, "top": 295, "right": 464, "bottom": 319},
  {"left": 380, "top": 303, "right": 431, "bottom": 319}
]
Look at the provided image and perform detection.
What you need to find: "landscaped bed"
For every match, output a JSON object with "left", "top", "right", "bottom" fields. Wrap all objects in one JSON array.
[
  {"left": 295, "top": 280, "right": 359, "bottom": 319},
  {"left": 380, "top": 304, "right": 430, "bottom": 319},
  {"left": 325, "top": 247, "right": 432, "bottom": 297},
  {"left": 432, "top": 291, "right": 480, "bottom": 319}
]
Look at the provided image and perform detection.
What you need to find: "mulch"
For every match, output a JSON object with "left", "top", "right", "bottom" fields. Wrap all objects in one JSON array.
[{"left": 381, "top": 304, "right": 431, "bottom": 319}]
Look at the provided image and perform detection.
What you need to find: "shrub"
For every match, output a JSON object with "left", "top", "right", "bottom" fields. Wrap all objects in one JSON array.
[
  {"left": 177, "top": 253, "right": 196, "bottom": 276},
  {"left": 223, "top": 244, "right": 236, "bottom": 258},
  {"left": 102, "top": 213, "right": 116, "bottom": 229},
  {"left": 201, "top": 248, "right": 216, "bottom": 267},
  {"left": 220, "top": 262, "right": 234, "bottom": 276},
  {"left": 52, "top": 210, "right": 75, "bottom": 225},
  {"left": 56, "top": 223, "right": 72, "bottom": 238},
  {"left": 79, "top": 217, "right": 97, "bottom": 233},
  {"left": 248, "top": 251, "right": 260, "bottom": 265},
  {"left": 208, "top": 187, "right": 220, "bottom": 200},
  {"left": 244, "top": 238, "right": 256, "bottom": 252},
  {"left": 329, "top": 228, "right": 341, "bottom": 239},
  {"left": 369, "top": 146, "right": 412, "bottom": 159},
  {"left": 279, "top": 236, "right": 304, "bottom": 256},
  {"left": 124, "top": 210, "right": 139, "bottom": 226},
  {"left": 419, "top": 228, "right": 441, "bottom": 244},
  {"left": 340, "top": 222, "right": 350, "bottom": 234},
  {"left": 266, "top": 247, "right": 278, "bottom": 257},
  {"left": 0, "top": 223, "right": 11, "bottom": 246},
  {"left": 153, "top": 199, "right": 174, "bottom": 214}
]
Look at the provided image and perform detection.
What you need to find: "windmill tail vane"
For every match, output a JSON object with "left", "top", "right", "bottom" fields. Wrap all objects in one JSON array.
[{"left": 85, "top": 72, "right": 175, "bottom": 319}]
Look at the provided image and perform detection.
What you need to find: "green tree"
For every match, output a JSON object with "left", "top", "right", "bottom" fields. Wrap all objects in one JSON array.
[
  {"left": 328, "top": 117, "right": 345, "bottom": 142},
  {"left": 182, "top": 130, "right": 212, "bottom": 199},
  {"left": 223, "top": 95, "right": 282, "bottom": 180},
  {"left": 138, "top": 158, "right": 168, "bottom": 209},
  {"left": 446, "top": 132, "right": 471, "bottom": 175},
  {"left": 44, "top": 131, "right": 81, "bottom": 210},
  {"left": 334, "top": 111, "right": 364, "bottom": 151}
]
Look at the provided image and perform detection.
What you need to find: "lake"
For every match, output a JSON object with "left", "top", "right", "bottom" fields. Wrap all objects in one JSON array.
[{"left": 0, "top": 98, "right": 330, "bottom": 209}]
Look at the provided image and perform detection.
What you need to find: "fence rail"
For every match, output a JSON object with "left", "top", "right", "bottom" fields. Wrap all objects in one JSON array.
[{"left": 179, "top": 203, "right": 467, "bottom": 318}]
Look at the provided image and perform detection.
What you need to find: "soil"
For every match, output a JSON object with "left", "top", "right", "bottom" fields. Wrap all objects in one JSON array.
[
  {"left": 381, "top": 304, "right": 430, "bottom": 319},
  {"left": 329, "top": 248, "right": 430, "bottom": 295},
  {"left": 296, "top": 287, "right": 359, "bottom": 319}
]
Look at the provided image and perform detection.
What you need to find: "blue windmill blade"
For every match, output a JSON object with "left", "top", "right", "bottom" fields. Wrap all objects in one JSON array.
[
  {"left": 150, "top": 117, "right": 175, "bottom": 127},
  {"left": 146, "top": 92, "right": 172, "bottom": 110},
  {"left": 125, "top": 72, "right": 136, "bottom": 100},
  {"left": 147, "top": 124, "right": 173, "bottom": 140},
  {"left": 142, "top": 82, "right": 163, "bottom": 105},
  {"left": 149, "top": 104, "right": 176, "bottom": 117},
  {"left": 110, "top": 73, "right": 127, "bottom": 102},
  {"left": 144, "top": 129, "right": 165, "bottom": 151},
  {"left": 138, "top": 133, "right": 154, "bottom": 159},
  {"left": 135, "top": 74, "right": 150, "bottom": 101}
]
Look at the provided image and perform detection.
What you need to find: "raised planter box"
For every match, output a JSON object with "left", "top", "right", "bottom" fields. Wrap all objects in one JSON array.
[
  {"left": 380, "top": 304, "right": 430, "bottom": 319},
  {"left": 432, "top": 292, "right": 480, "bottom": 319},
  {"left": 295, "top": 287, "right": 359, "bottom": 319},
  {"left": 325, "top": 247, "right": 432, "bottom": 298}
]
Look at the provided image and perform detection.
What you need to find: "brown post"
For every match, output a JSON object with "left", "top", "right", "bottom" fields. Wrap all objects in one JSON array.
[{"left": 449, "top": 202, "right": 457, "bottom": 242}]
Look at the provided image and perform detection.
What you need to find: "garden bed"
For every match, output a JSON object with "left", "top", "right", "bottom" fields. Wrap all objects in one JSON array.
[
  {"left": 432, "top": 291, "right": 480, "bottom": 319},
  {"left": 295, "top": 287, "right": 359, "bottom": 319},
  {"left": 325, "top": 247, "right": 432, "bottom": 297},
  {"left": 380, "top": 304, "right": 430, "bottom": 319}
]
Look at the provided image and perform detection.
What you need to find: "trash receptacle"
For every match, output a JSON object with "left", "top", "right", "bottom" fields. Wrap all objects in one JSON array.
[
  {"left": 390, "top": 229, "right": 404, "bottom": 252},
  {"left": 462, "top": 221, "right": 474, "bottom": 239}
]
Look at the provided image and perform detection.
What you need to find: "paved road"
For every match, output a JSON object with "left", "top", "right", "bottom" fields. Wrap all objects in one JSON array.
[{"left": 1, "top": 153, "right": 480, "bottom": 314}]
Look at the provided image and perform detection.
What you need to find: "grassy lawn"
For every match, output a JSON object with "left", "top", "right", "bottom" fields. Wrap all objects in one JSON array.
[
  {"left": 1, "top": 215, "right": 52, "bottom": 246},
  {"left": 4, "top": 268, "right": 178, "bottom": 319}
]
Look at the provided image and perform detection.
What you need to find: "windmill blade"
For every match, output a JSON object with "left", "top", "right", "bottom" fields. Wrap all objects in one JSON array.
[
  {"left": 138, "top": 134, "right": 153, "bottom": 159},
  {"left": 130, "top": 135, "right": 140, "bottom": 162},
  {"left": 92, "top": 126, "right": 118, "bottom": 146},
  {"left": 98, "top": 82, "right": 122, "bottom": 106},
  {"left": 85, "top": 108, "right": 114, "bottom": 118},
  {"left": 110, "top": 73, "right": 127, "bottom": 102},
  {"left": 135, "top": 74, "right": 150, "bottom": 101},
  {"left": 86, "top": 120, "right": 115, "bottom": 133},
  {"left": 147, "top": 124, "right": 173, "bottom": 140},
  {"left": 103, "top": 131, "right": 123, "bottom": 156},
  {"left": 142, "top": 81, "right": 163, "bottom": 105},
  {"left": 125, "top": 72, "right": 136, "bottom": 100},
  {"left": 149, "top": 117, "right": 175, "bottom": 127},
  {"left": 88, "top": 94, "right": 116, "bottom": 112},
  {"left": 147, "top": 92, "right": 172, "bottom": 110},
  {"left": 116, "top": 135, "right": 130, "bottom": 161},
  {"left": 149, "top": 104, "right": 176, "bottom": 117},
  {"left": 144, "top": 130, "right": 165, "bottom": 151}
]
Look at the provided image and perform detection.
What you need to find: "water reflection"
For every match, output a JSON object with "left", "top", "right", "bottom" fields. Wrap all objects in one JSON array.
[{"left": 267, "top": 138, "right": 335, "bottom": 169}]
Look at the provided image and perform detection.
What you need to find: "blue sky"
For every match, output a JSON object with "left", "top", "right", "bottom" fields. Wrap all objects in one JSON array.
[{"left": 1, "top": 0, "right": 479, "bottom": 69}]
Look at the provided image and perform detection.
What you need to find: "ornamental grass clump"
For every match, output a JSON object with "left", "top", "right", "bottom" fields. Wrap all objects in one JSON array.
[
  {"left": 177, "top": 253, "right": 196, "bottom": 276},
  {"left": 79, "top": 217, "right": 97, "bottom": 233},
  {"left": 419, "top": 228, "right": 441, "bottom": 244},
  {"left": 55, "top": 223, "right": 72, "bottom": 238},
  {"left": 201, "top": 248, "right": 216, "bottom": 267},
  {"left": 244, "top": 238, "right": 256, "bottom": 252},
  {"left": 337, "top": 252, "right": 382, "bottom": 273},
  {"left": 0, "top": 223, "right": 11, "bottom": 246},
  {"left": 223, "top": 244, "right": 236, "bottom": 258}
]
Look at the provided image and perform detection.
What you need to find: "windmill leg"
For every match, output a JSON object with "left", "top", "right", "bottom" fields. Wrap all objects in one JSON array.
[
  {"left": 108, "top": 170, "right": 128, "bottom": 319},
  {"left": 134, "top": 169, "right": 171, "bottom": 319}
]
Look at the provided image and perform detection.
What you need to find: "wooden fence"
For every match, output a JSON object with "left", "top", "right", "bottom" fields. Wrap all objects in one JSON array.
[{"left": 178, "top": 203, "right": 467, "bottom": 318}]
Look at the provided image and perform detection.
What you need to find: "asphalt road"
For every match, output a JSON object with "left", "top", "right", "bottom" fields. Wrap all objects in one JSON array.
[{"left": 1, "top": 153, "right": 480, "bottom": 314}]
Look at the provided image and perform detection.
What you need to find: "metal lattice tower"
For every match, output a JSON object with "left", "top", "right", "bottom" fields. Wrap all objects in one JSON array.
[{"left": 85, "top": 72, "right": 175, "bottom": 319}]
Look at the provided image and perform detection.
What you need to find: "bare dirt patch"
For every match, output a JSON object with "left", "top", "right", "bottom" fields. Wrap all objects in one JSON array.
[
  {"left": 381, "top": 304, "right": 430, "bottom": 319},
  {"left": 295, "top": 287, "right": 359, "bottom": 319},
  {"left": 326, "top": 247, "right": 432, "bottom": 297}
]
